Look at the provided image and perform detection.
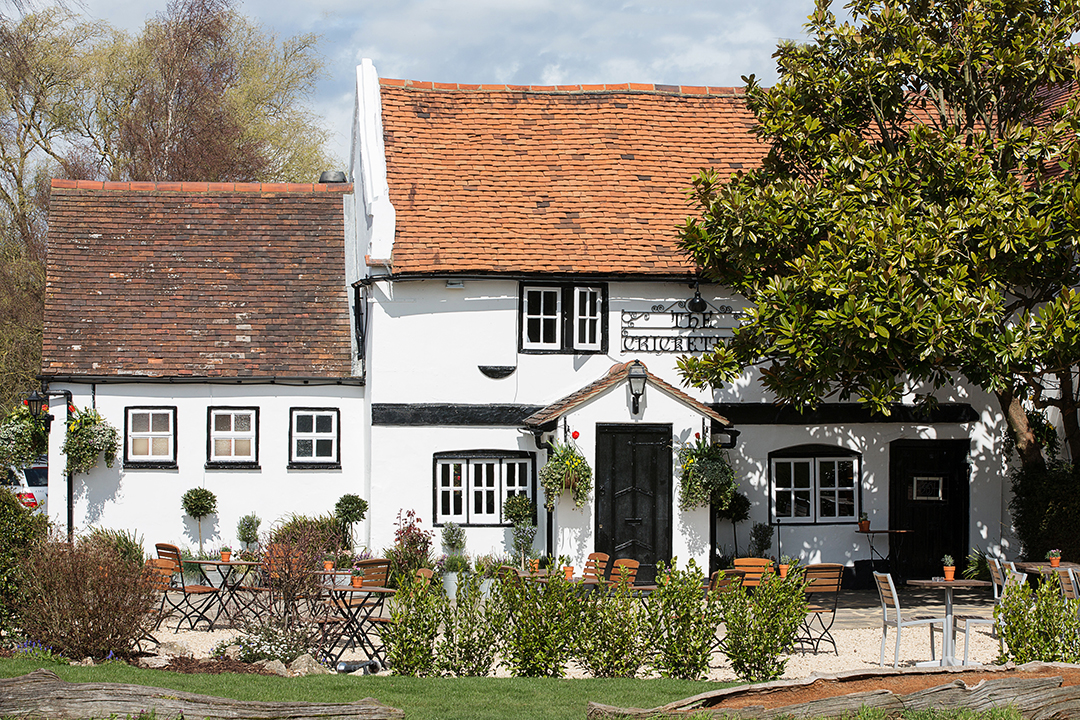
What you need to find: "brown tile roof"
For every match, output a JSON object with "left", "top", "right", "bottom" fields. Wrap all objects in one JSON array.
[
  {"left": 523, "top": 361, "right": 730, "bottom": 428},
  {"left": 42, "top": 180, "right": 355, "bottom": 379},
  {"left": 380, "top": 81, "right": 764, "bottom": 276}
]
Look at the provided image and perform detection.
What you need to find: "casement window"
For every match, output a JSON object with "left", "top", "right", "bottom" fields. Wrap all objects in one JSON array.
[
  {"left": 206, "top": 407, "right": 259, "bottom": 469},
  {"left": 433, "top": 451, "right": 533, "bottom": 525},
  {"left": 520, "top": 284, "right": 607, "bottom": 353},
  {"left": 125, "top": 407, "right": 177, "bottom": 468},
  {"left": 289, "top": 408, "right": 340, "bottom": 469},
  {"left": 770, "top": 446, "right": 860, "bottom": 524}
]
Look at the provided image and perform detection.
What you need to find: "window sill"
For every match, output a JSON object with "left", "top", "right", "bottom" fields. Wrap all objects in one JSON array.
[
  {"left": 288, "top": 462, "right": 341, "bottom": 470},
  {"left": 433, "top": 522, "right": 513, "bottom": 528},
  {"left": 124, "top": 461, "right": 178, "bottom": 470},
  {"left": 204, "top": 462, "right": 261, "bottom": 471},
  {"left": 519, "top": 348, "right": 605, "bottom": 355}
]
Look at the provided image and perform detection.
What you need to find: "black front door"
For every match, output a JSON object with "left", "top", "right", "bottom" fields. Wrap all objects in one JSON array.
[
  {"left": 889, "top": 439, "right": 970, "bottom": 579},
  {"left": 595, "top": 423, "right": 672, "bottom": 584}
]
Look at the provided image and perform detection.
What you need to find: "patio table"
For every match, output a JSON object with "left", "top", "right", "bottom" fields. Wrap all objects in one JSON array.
[
  {"left": 192, "top": 559, "right": 261, "bottom": 626},
  {"left": 906, "top": 578, "right": 991, "bottom": 666},
  {"left": 323, "top": 583, "right": 395, "bottom": 669},
  {"left": 856, "top": 528, "right": 911, "bottom": 578}
]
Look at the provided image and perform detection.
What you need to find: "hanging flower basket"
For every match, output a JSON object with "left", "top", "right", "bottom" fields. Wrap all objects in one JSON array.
[
  {"left": 539, "top": 436, "right": 592, "bottom": 512},
  {"left": 677, "top": 433, "right": 737, "bottom": 512},
  {"left": 0, "top": 406, "right": 48, "bottom": 470},
  {"left": 61, "top": 407, "right": 119, "bottom": 475}
]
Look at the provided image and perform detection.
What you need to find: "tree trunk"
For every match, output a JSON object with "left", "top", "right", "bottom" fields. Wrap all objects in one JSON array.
[{"left": 997, "top": 389, "right": 1046, "bottom": 473}]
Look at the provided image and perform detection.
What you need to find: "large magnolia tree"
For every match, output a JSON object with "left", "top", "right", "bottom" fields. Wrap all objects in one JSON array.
[{"left": 678, "top": 0, "right": 1080, "bottom": 472}]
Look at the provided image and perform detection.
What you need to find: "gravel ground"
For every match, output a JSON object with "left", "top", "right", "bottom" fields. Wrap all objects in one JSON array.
[{"left": 151, "top": 621, "right": 1004, "bottom": 681}]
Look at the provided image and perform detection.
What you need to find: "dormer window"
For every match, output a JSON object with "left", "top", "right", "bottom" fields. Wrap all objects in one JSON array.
[{"left": 520, "top": 283, "right": 607, "bottom": 353}]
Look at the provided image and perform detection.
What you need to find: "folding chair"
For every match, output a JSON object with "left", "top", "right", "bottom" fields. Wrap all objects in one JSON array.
[
  {"left": 733, "top": 557, "right": 774, "bottom": 588},
  {"left": 146, "top": 558, "right": 176, "bottom": 630},
  {"left": 1057, "top": 567, "right": 1078, "bottom": 601},
  {"left": 709, "top": 569, "right": 742, "bottom": 594},
  {"left": 798, "top": 563, "right": 843, "bottom": 654},
  {"left": 873, "top": 571, "right": 945, "bottom": 667},
  {"left": 155, "top": 543, "right": 221, "bottom": 631},
  {"left": 606, "top": 558, "right": 639, "bottom": 589},
  {"left": 582, "top": 552, "right": 610, "bottom": 587}
]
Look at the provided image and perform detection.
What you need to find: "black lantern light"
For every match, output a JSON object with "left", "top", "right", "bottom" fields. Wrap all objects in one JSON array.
[
  {"left": 686, "top": 286, "right": 708, "bottom": 314},
  {"left": 627, "top": 360, "right": 648, "bottom": 414},
  {"left": 25, "top": 389, "right": 48, "bottom": 419}
]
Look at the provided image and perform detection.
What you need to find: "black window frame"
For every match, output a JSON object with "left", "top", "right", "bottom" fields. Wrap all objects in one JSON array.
[
  {"left": 124, "top": 406, "right": 179, "bottom": 470},
  {"left": 288, "top": 407, "right": 342, "bottom": 469},
  {"left": 518, "top": 282, "right": 608, "bottom": 354},
  {"left": 768, "top": 444, "right": 862, "bottom": 525},
  {"left": 432, "top": 449, "right": 535, "bottom": 527},
  {"left": 205, "top": 406, "right": 260, "bottom": 470}
]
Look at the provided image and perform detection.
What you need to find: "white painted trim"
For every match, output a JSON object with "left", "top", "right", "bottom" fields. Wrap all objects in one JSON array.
[{"left": 353, "top": 59, "right": 397, "bottom": 265}]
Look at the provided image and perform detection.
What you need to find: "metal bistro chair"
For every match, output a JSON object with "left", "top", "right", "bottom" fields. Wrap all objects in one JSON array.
[
  {"left": 154, "top": 543, "right": 221, "bottom": 631},
  {"left": 798, "top": 563, "right": 844, "bottom": 655},
  {"left": 962, "top": 570, "right": 1027, "bottom": 665},
  {"left": 873, "top": 571, "right": 946, "bottom": 667}
]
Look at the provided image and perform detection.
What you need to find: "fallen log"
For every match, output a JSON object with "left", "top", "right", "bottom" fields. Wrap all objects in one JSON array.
[
  {"left": 588, "top": 662, "right": 1080, "bottom": 719},
  {"left": 0, "top": 668, "right": 404, "bottom": 720}
]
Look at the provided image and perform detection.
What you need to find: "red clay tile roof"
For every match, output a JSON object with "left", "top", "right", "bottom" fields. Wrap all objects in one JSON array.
[
  {"left": 42, "top": 180, "right": 355, "bottom": 379},
  {"left": 379, "top": 81, "right": 764, "bottom": 276},
  {"left": 523, "top": 361, "right": 730, "bottom": 428}
]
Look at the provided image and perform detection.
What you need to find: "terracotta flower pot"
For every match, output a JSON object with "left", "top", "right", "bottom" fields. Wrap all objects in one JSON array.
[
  {"left": 779, "top": 564, "right": 789, "bottom": 579},
  {"left": 858, "top": 520, "right": 870, "bottom": 532},
  {"left": 563, "top": 566, "right": 573, "bottom": 580},
  {"left": 1051, "top": 557, "right": 1061, "bottom": 568},
  {"left": 220, "top": 551, "right": 231, "bottom": 562},
  {"left": 324, "top": 560, "right": 334, "bottom": 572},
  {"left": 943, "top": 566, "right": 955, "bottom": 581},
  {"left": 351, "top": 575, "right": 364, "bottom": 588}
]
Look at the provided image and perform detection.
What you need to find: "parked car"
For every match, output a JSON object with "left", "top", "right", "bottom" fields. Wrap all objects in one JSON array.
[{"left": 3, "top": 458, "right": 47, "bottom": 514}]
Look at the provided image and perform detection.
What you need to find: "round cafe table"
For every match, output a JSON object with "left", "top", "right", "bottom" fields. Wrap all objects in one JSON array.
[{"left": 906, "top": 578, "right": 992, "bottom": 666}]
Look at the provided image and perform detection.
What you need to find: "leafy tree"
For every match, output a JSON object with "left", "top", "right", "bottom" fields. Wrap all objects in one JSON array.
[
  {"left": 75, "top": 0, "right": 333, "bottom": 182},
  {"left": 679, "top": 0, "right": 1080, "bottom": 472}
]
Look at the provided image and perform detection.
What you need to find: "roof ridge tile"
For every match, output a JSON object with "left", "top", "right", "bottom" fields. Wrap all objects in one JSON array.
[{"left": 380, "top": 78, "right": 747, "bottom": 96}]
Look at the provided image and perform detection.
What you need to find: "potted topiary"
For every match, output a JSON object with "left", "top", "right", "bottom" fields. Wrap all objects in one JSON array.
[
  {"left": 335, "top": 494, "right": 368, "bottom": 552},
  {"left": 440, "top": 521, "right": 468, "bottom": 600},
  {"left": 942, "top": 554, "right": 956, "bottom": 581},
  {"left": 181, "top": 487, "right": 218, "bottom": 554},
  {"left": 1047, "top": 549, "right": 1062, "bottom": 568},
  {"left": 236, "top": 512, "right": 261, "bottom": 554}
]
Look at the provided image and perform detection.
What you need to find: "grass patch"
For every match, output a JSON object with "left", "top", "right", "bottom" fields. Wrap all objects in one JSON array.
[{"left": 0, "top": 658, "right": 733, "bottom": 720}]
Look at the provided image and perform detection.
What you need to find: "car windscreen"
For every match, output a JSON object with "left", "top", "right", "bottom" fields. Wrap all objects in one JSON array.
[{"left": 22, "top": 468, "right": 47, "bottom": 487}]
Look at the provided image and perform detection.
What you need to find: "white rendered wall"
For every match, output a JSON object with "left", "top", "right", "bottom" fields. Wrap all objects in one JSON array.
[{"left": 45, "top": 382, "right": 366, "bottom": 555}]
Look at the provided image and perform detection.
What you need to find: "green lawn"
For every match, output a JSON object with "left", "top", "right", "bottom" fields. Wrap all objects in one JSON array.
[{"left": 0, "top": 658, "right": 735, "bottom": 719}]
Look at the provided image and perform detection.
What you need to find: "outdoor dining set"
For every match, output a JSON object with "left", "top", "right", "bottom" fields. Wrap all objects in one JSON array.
[{"left": 146, "top": 541, "right": 1080, "bottom": 673}]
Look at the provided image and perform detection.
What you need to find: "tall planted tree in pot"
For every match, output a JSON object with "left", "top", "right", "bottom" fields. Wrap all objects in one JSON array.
[{"left": 181, "top": 487, "right": 217, "bottom": 554}]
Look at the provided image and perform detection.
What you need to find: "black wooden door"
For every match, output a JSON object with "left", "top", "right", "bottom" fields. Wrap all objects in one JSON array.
[
  {"left": 889, "top": 439, "right": 970, "bottom": 579},
  {"left": 595, "top": 423, "right": 672, "bottom": 584}
]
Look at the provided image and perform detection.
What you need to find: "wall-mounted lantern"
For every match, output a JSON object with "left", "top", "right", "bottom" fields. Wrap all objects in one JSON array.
[{"left": 627, "top": 360, "right": 648, "bottom": 414}]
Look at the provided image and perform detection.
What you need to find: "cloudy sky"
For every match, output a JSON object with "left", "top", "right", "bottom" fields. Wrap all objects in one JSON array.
[{"left": 76, "top": 0, "right": 820, "bottom": 168}]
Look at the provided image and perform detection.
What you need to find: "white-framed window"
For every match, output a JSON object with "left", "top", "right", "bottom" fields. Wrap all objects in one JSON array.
[
  {"left": 290, "top": 408, "right": 340, "bottom": 468},
  {"left": 435, "top": 453, "right": 533, "bottom": 525},
  {"left": 207, "top": 407, "right": 259, "bottom": 467},
  {"left": 523, "top": 287, "right": 561, "bottom": 349},
  {"left": 771, "top": 453, "right": 858, "bottom": 523},
  {"left": 520, "top": 283, "right": 606, "bottom": 353},
  {"left": 574, "top": 287, "right": 602, "bottom": 351},
  {"left": 125, "top": 407, "right": 177, "bottom": 467}
]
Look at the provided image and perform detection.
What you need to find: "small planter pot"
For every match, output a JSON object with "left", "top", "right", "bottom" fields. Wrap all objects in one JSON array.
[
  {"left": 563, "top": 566, "right": 574, "bottom": 581},
  {"left": 324, "top": 560, "right": 334, "bottom": 572},
  {"left": 858, "top": 520, "right": 870, "bottom": 532},
  {"left": 351, "top": 575, "right": 364, "bottom": 588},
  {"left": 220, "top": 551, "right": 231, "bottom": 562},
  {"left": 443, "top": 571, "right": 459, "bottom": 601},
  {"left": 779, "top": 564, "right": 789, "bottom": 579},
  {"left": 943, "top": 566, "right": 956, "bottom": 581},
  {"left": 1051, "top": 557, "right": 1061, "bottom": 568}
]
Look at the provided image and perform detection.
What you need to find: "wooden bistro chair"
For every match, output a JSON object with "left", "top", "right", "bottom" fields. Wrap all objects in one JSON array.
[
  {"left": 582, "top": 552, "right": 610, "bottom": 589},
  {"left": 606, "top": 558, "right": 640, "bottom": 590},
  {"left": 154, "top": 543, "right": 221, "bottom": 631},
  {"left": 873, "top": 571, "right": 946, "bottom": 667},
  {"left": 733, "top": 557, "right": 775, "bottom": 588},
  {"left": 797, "top": 563, "right": 843, "bottom": 654},
  {"left": 709, "top": 569, "right": 742, "bottom": 594},
  {"left": 145, "top": 558, "right": 176, "bottom": 631}
]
